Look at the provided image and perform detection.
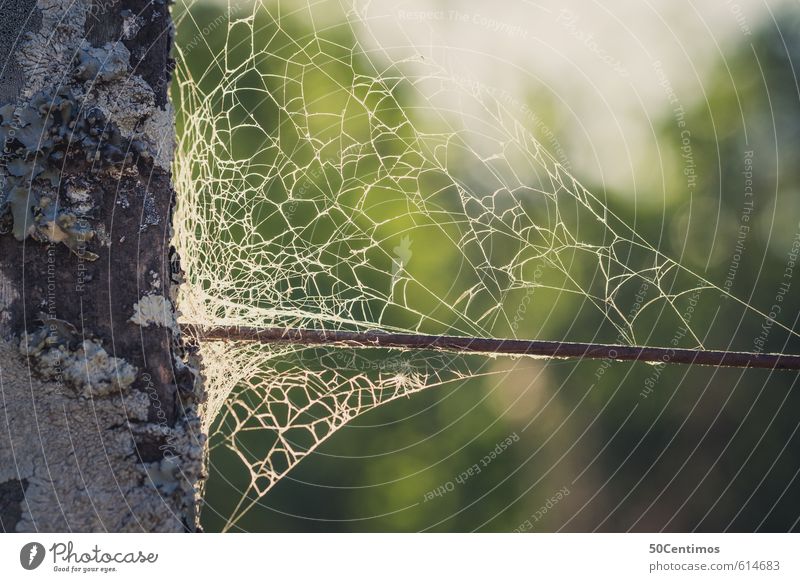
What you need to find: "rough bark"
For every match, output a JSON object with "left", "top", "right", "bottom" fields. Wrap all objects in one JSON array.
[{"left": 0, "top": 1, "right": 203, "bottom": 532}]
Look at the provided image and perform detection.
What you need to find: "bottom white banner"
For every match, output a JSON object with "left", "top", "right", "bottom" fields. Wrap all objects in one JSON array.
[{"left": 0, "top": 533, "right": 796, "bottom": 581}]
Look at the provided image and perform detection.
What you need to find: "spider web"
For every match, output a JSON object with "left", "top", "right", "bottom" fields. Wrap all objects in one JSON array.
[{"left": 171, "top": 1, "right": 798, "bottom": 530}]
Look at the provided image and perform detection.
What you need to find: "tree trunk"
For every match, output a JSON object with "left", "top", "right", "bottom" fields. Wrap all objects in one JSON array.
[{"left": 0, "top": 0, "right": 203, "bottom": 532}]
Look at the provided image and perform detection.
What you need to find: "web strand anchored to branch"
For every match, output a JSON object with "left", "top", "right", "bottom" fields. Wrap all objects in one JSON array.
[{"left": 193, "top": 326, "right": 800, "bottom": 370}]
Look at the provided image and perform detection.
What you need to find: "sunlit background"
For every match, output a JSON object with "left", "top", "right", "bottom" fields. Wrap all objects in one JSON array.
[{"left": 174, "top": 0, "right": 800, "bottom": 532}]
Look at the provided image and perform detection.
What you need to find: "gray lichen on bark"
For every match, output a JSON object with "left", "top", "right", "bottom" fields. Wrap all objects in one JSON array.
[{"left": 0, "top": 0, "right": 204, "bottom": 532}]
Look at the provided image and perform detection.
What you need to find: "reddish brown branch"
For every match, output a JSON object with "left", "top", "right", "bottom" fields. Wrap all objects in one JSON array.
[{"left": 191, "top": 326, "right": 800, "bottom": 370}]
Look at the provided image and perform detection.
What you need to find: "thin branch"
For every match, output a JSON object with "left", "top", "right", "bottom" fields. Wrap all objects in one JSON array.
[{"left": 189, "top": 326, "right": 800, "bottom": 370}]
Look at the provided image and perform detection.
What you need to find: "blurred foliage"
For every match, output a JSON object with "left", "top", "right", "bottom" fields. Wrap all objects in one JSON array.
[{"left": 175, "top": 3, "right": 800, "bottom": 532}]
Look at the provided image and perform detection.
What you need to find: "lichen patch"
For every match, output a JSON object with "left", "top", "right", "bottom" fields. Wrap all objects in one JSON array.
[
  {"left": 75, "top": 41, "right": 129, "bottom": 83},
  {"left": 0, "top": 337, "right": 190, "bottom": 532},
  {"left": 1, "top": 2, "right": 174, "bottom": 255},
  {"left": 0, "top": 270, "right": 17, "bottom": 335}
]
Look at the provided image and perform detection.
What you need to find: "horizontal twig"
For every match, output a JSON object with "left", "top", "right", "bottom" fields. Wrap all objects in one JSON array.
[{"left": 189, "top": 325, "right": 800, "bottom": 371}]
